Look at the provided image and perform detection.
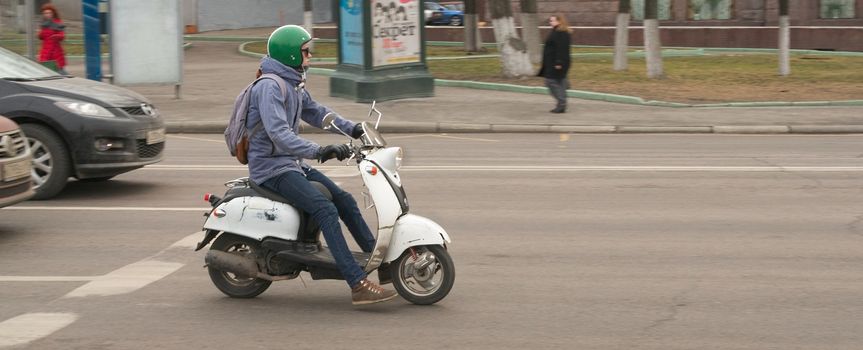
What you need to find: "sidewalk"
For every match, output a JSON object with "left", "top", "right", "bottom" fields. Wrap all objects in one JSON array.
[{"left": 66, "top": 37, "right": 863, "bottom": 134}]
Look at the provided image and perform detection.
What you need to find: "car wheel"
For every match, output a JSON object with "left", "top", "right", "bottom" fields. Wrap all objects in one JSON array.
[
  {"left": 449, "top": 16, "right": 462, "bottom": 26},
  {"left": 21, "top": 124, "right": 70, "bottom": 200}
]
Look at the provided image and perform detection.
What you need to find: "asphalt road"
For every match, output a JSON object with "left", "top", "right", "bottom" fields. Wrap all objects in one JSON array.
[{"left": 1, "top": 133, "right": 862, "bottom": 349}]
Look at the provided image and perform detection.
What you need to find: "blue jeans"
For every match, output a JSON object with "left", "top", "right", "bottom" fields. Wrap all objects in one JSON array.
[{"left": 260, "top": 167, "right": 376, "bottom": 288}]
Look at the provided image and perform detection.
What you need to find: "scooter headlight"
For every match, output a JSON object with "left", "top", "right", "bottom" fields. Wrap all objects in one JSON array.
[
  {"left": 395, "top": 147, "right": 404, "bottom": 170},
  {"left": 369, "top": 147, "right": 404, "bottom": 174}
]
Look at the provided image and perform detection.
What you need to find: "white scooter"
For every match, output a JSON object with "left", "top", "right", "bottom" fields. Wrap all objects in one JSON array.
[{"left": 195, "top": 103, "right": 454, "bottom": 305}]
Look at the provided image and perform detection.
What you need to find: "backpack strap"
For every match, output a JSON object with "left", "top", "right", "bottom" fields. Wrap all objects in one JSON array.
[{"left": 246, "top": 73, "right": 289, "bottom": 140}]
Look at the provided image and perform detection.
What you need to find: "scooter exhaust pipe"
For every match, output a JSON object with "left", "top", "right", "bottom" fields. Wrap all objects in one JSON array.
[{"left": 205, "top": 250, "right": 260, "bottom": 278}]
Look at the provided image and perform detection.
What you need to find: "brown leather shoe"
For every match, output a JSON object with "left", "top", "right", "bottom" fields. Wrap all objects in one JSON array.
[{"left": 352, "top": 278, "right": 397, "bottom": 305}]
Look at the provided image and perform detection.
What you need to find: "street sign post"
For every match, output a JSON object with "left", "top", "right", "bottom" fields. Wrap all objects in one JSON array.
[{"left": 82, "top": 0, "right": 101, "bottom": 81}]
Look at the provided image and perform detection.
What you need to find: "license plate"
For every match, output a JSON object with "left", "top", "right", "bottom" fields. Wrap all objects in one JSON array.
[
  {"left": 146, "top": 128, "right": 166, "bottom": 145},
  {"left": 2, "top": 159, "right": 30, "bottom": 182}
]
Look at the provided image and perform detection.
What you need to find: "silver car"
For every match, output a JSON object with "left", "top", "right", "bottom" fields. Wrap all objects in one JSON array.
[{"left": 0, "top": 115, "right": 33, "bottom": 208}]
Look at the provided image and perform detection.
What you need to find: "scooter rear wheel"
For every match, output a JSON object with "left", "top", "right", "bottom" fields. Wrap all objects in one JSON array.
[
  {"left": 391, "top": 245, "right": 454, "bottom": 305},
  {"left": 208, "top": 233, "right": 272, "bottom": 298}
]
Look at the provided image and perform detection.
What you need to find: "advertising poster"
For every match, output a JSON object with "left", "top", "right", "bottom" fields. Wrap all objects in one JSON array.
[
  {"left": 110, "top": 0, "right": 182, "bottom": 85},
  {"left": 340, "top": 0, "right": 364, "bottom": 65},
  {"left": 372, "top": 0, "right": 421, "bottom": 67}
]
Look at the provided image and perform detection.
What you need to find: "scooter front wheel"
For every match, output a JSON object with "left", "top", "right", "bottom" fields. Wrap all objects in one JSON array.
[
  {"left": 207, "top": 233, "right": 272, "bottom": 298},
  {"left": 391, "top": 245, "right": 454, "bottom": 305}
]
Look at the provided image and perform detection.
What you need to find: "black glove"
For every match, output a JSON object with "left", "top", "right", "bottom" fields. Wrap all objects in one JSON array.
[
  {"left": 318, "top": 144, "right": 351, "bottom": 163},
  {"left": 351, "top": 123, "right": 365, "bottom": 139}
]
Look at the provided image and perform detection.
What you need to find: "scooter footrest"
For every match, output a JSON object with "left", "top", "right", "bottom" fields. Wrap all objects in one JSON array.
[
  {"left": 262, "top": 238, "right": 320, "bottom": 254},
  {"left": 275, "top": 248, "right": 371, "bottom": 269}
]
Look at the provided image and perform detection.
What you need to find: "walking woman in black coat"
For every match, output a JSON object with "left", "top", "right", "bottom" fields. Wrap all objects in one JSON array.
[{"left": 538, "top": 14, "right": 572, "bottom": 113}]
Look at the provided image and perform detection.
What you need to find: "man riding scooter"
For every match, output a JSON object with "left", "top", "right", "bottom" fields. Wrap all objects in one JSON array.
[{"left": 246, "top": 25, "right": 397, "bottom": 305}]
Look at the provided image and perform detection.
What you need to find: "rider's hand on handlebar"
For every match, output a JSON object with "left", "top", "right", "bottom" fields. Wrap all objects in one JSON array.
[
  {"left": 351, "top": 124, "right": 365, "bottom": 139},
  {"left": 318, "top": 144, "right": 351, "bottom": 163}
]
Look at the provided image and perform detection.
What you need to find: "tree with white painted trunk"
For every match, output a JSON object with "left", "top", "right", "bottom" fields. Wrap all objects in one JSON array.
[
  {"left": 614, "top": 0, "right": 631, "bottom": 71},
  {"left": 778, "top": 0, "right": 790, "bottom": 76},
  {"left": 489, "top": 0, "right": 534, "bottom": 77},
  {"left": 644, "top": 0, "right": 664, "bottom": 78},
  {"left": 303, "top": 0, "right": 314, "bottom": 50},
  {"left": 463, "top": 0, "right": 485, "bottom": 53},
  {"left": 520, "top": 0, "right": 542, "bottom": 64}
]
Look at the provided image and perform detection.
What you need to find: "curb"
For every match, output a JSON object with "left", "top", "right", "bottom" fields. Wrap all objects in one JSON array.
[{"left": 165, "top": 121, "right": 863, "bottom": 135}]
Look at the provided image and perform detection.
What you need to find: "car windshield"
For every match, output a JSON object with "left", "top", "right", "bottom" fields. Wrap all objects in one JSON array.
[{"left": 0, "top": 46, "right": 64, "bottom": 80}]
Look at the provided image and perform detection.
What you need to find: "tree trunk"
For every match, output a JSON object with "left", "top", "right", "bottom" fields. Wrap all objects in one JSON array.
[
  {"left": 520, "top": 0, "right": 542, "bottom": 65},
  {"left": 778, "top": 0, "right": 790, "bottom": 76},
  {"left": 644, "top": 0, "right": 664, "bottom": 78},
  {"left": 489, "top": 0, "right": 534, "bottom": 77},
  {"left": 613, "top": 0, "right": 631, "bottom": 71},
  {"left": 303, "top": 0, "right": 313, "bottom": 50},
  {"left": 477, "top": 0, "right": 488, "bottom": 23},
  {"left": 464, "top": 0, "right": 484, "bottom": 52}
]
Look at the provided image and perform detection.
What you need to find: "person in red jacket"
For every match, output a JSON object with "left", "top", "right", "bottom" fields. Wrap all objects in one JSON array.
[{"left": 38, "top": 4, "right": 67, "bottom": 75}]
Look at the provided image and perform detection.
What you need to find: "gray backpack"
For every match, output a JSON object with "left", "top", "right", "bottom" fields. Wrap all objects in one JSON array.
[{"left": 224, "top": 73, "right": 288, "bottom": 165}]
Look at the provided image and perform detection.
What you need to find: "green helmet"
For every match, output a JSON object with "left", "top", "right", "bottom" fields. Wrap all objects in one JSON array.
[{"left": 267, "top": 25, "right": 312, "bottom": 68}]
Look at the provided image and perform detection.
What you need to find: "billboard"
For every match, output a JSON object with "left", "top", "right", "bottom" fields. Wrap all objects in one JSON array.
[
  {"left": 110, "top": 0, "right": 182, "bottom": 85},
  {"left": 371, "top": 0, "right": 421, "bottom": 67},
  {"left": 340, "top": 0, "right": 364, "bottom": 66}
]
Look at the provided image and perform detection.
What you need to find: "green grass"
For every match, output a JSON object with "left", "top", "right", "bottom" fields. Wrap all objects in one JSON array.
[
  {"left": 242, "top": 41, "right": 594, "bottom": 58},
  {"left": 5, "top": 35, "right": 860, "bottom": 103},
  {"left": 0, "top": 41, "right": 110, "bottom": 55},
  {"left": 427, "top": 53, "right": 863, "bottom": 103},
  {"left": 228, "top": 41, "right": 863, "bottom": 102}
]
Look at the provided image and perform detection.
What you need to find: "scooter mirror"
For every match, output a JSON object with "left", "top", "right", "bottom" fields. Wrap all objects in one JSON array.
[
  {"left": 322, "top": 113, "right": 337, "bottom": 131},
  {"left": 365, "top": 101, "right": 382, "bottom": 130}
]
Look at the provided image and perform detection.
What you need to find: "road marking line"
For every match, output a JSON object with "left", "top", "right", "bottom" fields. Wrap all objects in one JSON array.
[
  {"left": 384, "top": 134, "right": 499, "bottom": 142},
  {"left": 145, "top": 164, "right": 347, "bottom": 170},
  {"left": 0, "top": 276, "right": 95, "bottom": 282},
  {"left": 142, "top": 165, "right": 863, "bottom": 172},
  {"left": 401, "top": 165, "right": 863, "bottom": 172},
  {"left": 168, "top": 135, "right": 223, "bottom": 143},
  {"left": 432, "top": 134, "right": 499, "bottom": 142},
  {"left": 5, "top": 206, "right": 209, "bottom": 211},
  {"left": 63, "top": 261, "right": 184, "bottom": 298},
  {"left": 63, "top": 231, "right": 202, "bottom": 298},
  {"left": 170, "top": 231, "right": 207, "bottom": 250},
  {"left": 0, "top": 313, "right": 78, "bottom": 348},
  {"left": 145, "top": 164, "right": 247, "bottom": 171}
]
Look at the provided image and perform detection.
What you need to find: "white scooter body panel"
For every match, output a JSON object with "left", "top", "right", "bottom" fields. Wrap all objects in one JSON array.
[
  {"left": 384, "top": 214, "right": 450, "bottom": 263},
  {"left": 358, "top": 151, "right": 403, "bottom": 270},
  {"left": 202, "top": 196, "right": 301, "bottom": 241}
]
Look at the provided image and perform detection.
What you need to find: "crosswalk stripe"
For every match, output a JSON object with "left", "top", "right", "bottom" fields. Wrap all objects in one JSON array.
[
  {"left": 0, "top": 313, "right": 78, "bottom": 347},
  {"left": 62, "top": 231, "right": 202, "bottom": 298}
]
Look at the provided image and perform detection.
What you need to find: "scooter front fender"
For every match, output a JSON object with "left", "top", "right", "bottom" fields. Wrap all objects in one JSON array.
[{"left": 384, "top": 214, "right": 451, "bottom": 263}]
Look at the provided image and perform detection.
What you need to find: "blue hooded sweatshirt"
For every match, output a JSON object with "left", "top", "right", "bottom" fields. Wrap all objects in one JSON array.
[{"left": 246, "top": 57, "right": 357, "bottom": 185}]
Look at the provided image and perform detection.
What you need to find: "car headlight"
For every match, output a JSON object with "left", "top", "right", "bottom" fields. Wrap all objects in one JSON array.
[{"left": 54, "top": 101, "right": 114, "bottom": 118}]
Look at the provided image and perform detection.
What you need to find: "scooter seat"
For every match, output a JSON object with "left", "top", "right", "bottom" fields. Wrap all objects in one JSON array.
[{"left": 249, "top": 180, "right": 333, "bottom": 206}]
